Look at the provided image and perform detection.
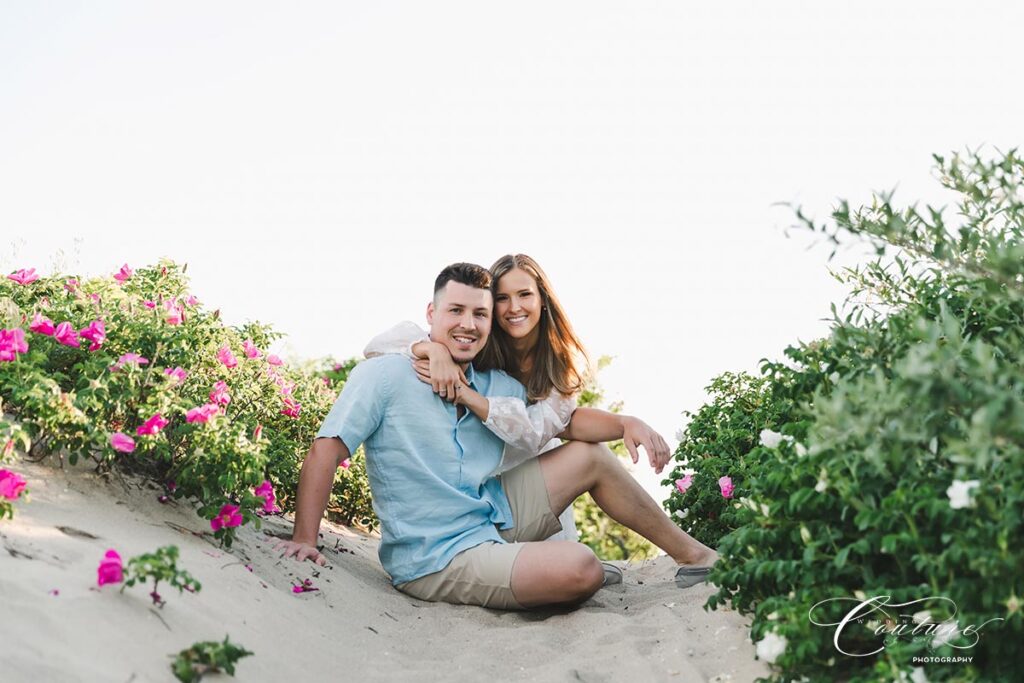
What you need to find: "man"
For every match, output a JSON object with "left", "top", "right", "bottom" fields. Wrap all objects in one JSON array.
[{"left": 275, "top": 262, "right": 715, "bottom": 609}]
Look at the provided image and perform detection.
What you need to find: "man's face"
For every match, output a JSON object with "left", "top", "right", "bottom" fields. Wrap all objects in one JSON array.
[{"left": 426, "top": 281, "right": 492, "bottom": 364}]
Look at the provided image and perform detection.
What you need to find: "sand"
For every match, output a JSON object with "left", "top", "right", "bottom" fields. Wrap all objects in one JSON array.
[{"left": 0, "top": 457, "right": 769, "bottom": 682}]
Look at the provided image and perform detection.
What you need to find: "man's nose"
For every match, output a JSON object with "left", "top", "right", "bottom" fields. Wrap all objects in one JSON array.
[{"left": 460, "top": 310, "right": 477, "bottom": 330}]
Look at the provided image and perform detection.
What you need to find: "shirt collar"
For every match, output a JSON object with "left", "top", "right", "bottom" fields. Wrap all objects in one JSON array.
[{"left": 463, "top": 362, "right": 479, "bottom": 388}]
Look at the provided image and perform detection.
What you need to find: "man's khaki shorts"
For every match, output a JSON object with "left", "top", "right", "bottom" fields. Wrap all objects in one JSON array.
[{"left": 394, "top": 457, "right": 563, "bottom": 610}]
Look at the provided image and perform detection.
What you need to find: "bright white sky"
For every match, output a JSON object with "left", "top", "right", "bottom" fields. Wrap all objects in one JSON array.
[{"left": 2, "top": 2, "right": 1021, "bottom": 502}]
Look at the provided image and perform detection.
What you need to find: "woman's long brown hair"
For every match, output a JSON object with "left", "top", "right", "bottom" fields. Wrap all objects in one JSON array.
[{"left": 476, "top": 254, "right": 591, "bottom": 403}]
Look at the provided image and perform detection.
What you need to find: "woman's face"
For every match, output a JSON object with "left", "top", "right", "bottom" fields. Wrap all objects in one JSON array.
[{"left": 494, "top": 267, "right": 543, "bottom": 340}]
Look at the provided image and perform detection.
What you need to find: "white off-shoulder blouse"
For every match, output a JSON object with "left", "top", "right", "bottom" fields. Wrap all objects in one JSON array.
[{"left": 364, "top": 321, "right": 580, "bottom": 542}]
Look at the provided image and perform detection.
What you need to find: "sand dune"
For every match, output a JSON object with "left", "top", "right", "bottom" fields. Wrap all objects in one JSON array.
[{"left": 0, "top": 458, "right": 768, "bottom": 682}]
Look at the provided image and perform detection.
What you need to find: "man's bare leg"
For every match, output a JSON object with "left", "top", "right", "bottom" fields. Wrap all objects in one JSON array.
[
  {"left": 539, "top": 441, "right": 716, "bottom": 566},
  {"left": 509, "top": 540, "right": 605, "bottom": 607}
]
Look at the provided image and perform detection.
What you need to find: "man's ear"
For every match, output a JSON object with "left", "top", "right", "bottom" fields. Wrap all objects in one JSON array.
[{"left": 426, "top": 301, "right": 435, "bottom": 326}]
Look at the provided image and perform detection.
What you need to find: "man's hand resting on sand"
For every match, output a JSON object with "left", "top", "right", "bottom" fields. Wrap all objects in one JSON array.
[{"left": 272, "top": 538, "right": 327, "bottom": 567}]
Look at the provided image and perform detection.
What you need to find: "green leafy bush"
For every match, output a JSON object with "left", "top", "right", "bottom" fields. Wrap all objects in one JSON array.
[
  {"left": 171, "top": 636, "right": 252, "bottom": 683},
  {"left": 665, "top": 150, "right": 1024, "bottom": 681}
]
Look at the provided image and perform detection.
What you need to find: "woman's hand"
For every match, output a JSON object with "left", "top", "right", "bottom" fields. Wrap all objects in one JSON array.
[
  {"left": 621, "top": 416, "right": 671, "bottom": 474},
  {"left": 411, "top": 344, "right": 467, "bottom": 402}
]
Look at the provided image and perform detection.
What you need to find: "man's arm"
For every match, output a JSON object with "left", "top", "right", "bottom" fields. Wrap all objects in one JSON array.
[
  {"left": 558, "top": 407, "right": 672, "bottom": 474},
  {"left": 273, "top": 436, "right": 350, "bottom": 566}
]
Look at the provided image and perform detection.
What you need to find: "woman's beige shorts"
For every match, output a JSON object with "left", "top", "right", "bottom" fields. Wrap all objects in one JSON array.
[{"left": 394, "top": 457, "right": 564, "bottom": 610}]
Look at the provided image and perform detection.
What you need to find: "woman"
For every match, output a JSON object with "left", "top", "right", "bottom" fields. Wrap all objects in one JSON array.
[{"left": 364, "top": 254, "right": 673, "bottom": 556}]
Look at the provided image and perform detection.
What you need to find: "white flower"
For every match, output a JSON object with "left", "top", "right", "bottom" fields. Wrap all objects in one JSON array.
[
  {"left": 899, "top": 667, "right": 929, "bottom": 683},
  {"left": 759, "top": 429, "right": 785, "bottom": 448},
  {"left": 755, "top": 631, "right": 787, "bottom": 664},
  {"left": 800, "top": 525, "right": 812, "bottom": 544},
  {"left": 828, "top": 371, "right": 841, "bottom": 383},
  {"left": 931, "top": 621, "right": 960, "bottom": 648},
  {"left": 794, "top": 442, "right": 808, "bottom": 457},
  {"left": 815, "top": 468, "right": 829, "bottom": 493},
  {"left": 912, "top": 610, "right": 931, "bottom": 624},
  {"left": 760, "top": 502, "right": 770, "bottom": 516},
  {"left": 674, "top": 508, "right": 689, "bottom": 520},
  {"left": 674, "top": 428, "right": 685, "bottom": 442},
  {"left": 946, "top": 480, "right": 980, "bottom": 509}
]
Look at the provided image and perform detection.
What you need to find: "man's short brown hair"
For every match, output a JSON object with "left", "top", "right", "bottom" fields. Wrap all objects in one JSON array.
[{"left": 434, "top": 263, "right": 492, "bottom": 300}]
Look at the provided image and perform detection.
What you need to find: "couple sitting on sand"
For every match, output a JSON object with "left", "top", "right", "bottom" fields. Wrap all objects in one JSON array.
[{"left": 274, "top": 255, "right": 717, "bottom": 610}]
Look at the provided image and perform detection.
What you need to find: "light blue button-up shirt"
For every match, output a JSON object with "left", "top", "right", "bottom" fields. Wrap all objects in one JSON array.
[{"left": 316, "top": 354, "right": 527, "bottom": 585}]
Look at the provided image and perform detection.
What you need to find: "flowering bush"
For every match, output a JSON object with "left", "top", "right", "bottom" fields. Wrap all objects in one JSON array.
[
  {"left": 0, "top": 259, "right": 375, "bottom": 540},
  {"left": 666, "top": 151, "right": 1024, "bottom": 681}
]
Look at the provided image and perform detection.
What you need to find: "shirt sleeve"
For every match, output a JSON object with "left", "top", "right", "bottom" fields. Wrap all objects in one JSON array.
[
  {"left": 485, "top": 388, "right": 578, "bottom": 475},
  {"left": 315, "top": 360, "right": 389, "bottom": 456},
  {"left": 363, "top": 321, "right": 429, "bottom": 360}
]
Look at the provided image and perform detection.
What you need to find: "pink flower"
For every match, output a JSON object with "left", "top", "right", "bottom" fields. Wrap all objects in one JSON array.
[
  {"left": 164, "top": 366, "right": 188, "bottom": 385},
  {"left": 0, "top": 328, "right": 29, "bottom": 362},
  {"left": 186, "top": 403, "right": 220, "bottom": 424},
  {"left": 209, "top": 380, "right": 231, "bottom": 406},
  {"left": 280, "top": 397, "right": 301, "bottom": 418},
  {"left": 53, "top": 321, "right": 81, "bottom": 347},
  {"left": 252, "top": 424, "right": 263, "bottom": 441},
  {"left": 78, "top": 319, "right": 106, "bottom": 351},
  {"left": 97, "top": 549, "right": 123, "bottom": 586},
  {"left": 142, "top": 300, "right": 157, "bottom": 309},
  {"left": 112, "top": 264, "right": 133, "bottom": 284},
  {"left": 338, "top": 458, "right": 351, "bottom": 470},
  {"left": 110, "top": 432, "right": 136, "bottom": 453},
  {"left": 88, "top": 293, "right": 102, "bottom": 306},
  {"left": 675, "top": 474, "right": 693, "bottom": 495},
  {"left": 164, "top": 299, "right": 183, "bottom": 326},
  {"left": 185, "top": 295, "right": 199, "bottom": 306},
  {"left": 136, "top": 413, "right": 169, "bottom": 436},
  {"left": 242, "top": 339, "right": 262, "bottom": 359},
  {"left": 2, "top": 439, "right": 13, "bottom": 458},
  {"left": 254, "top": 480, "right": 280, "bottom": 514},
  {"left": 8, "top": 268, "right": 39, "bottom": 285},
  {"left": 266, "top": 354, "right": 283, "bottom": 366},
  {"left": 278, "top": 380, "right": 294, "bottom": 396},
  {"left": 718, "top": 476, "right": 735, "bottom": 499},
  {"left": 332, "top": 363, "right": 344, "bottom": 372},
  {"left": 0, "top": 469, "right": 28, "bottom": 500},
  {"left": 322, "top": 376, "right": 331, "bottom": 386},
  {"left": 64, "top": 278, "right": 79, "bottom": 293},
  {"left": 217, "top": 345, "right": 238, "bottom": 369},
  {"left": 29, "top": 313, "right": 55, "bottom": 336},
  {"left": 210, "top": 504, "right": 243, "bottom": 531},
  {"left": 292, "top": 579, "right": 318, "bottom": 593},
  {"left": 110, "top": 353, "right": 149, "bottom": 371}
]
